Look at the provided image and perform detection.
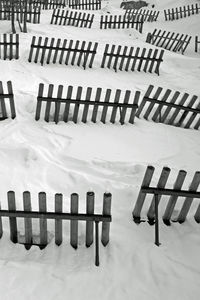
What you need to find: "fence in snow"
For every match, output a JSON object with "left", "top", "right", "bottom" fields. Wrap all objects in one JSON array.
[
  {"left": 100, "top": 15, "right": 143, "bottom": 33},
  {"left": 0, "top": 191, "right": 111, "bottom": 266},
  {"left": 0, "top": 34, "right": 19, "bottom": 60},
  {"left": 0, "top": 81, "right": 16, "bottom": 120},
  {"left": 132, "top": 166, "right": 200, "bottom": 245},
  {"left": 0, "top": 0, "right": 66, "bottom": 9},
  {"left": 101, "top": 44, "right": 164, "bottom": 75},
  {"left": 51, "top": 9, "right": 94, "bottom": 28},
  {"left": 0, "top": 5, "right": 41, "bottom": 23},
  {"left": 67, "top": 0, "right": 101, "bottom": 10},
  {"left": 146, "top": 29, "right": 192, "bottom": 54},
  {"left": 195, "top": 36, "right": 200, "bottom": 53},
  {"left": 28, "top": 36, "right": 98, "bottom": 69},
  {"left": 164, "top": 3, "right": 200, "bottom": 21},
  {"left": 124, "top": 9, "right": 160, "bottom": 22},
  {"left": 35, "top": 83, "right": 140, "bottom": 124},
  {"left": 136, "top": 85, "right": 200, "bottom": 130}
]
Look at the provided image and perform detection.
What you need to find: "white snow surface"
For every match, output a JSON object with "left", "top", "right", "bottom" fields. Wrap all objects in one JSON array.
[{"left": 0, "top": 0, "right": 200, "bottom": 299}]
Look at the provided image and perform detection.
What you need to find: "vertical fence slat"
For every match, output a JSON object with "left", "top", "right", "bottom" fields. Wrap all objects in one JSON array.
[
  {"left": 100, "top": 89, "right": 111, "bottom": 123},
  {"left": 39, "top": 192, "right": 48, "bottom": 248},
  {"left": 7, "top": 81, "right": 16, "bottom": 119},
  {"left": 70, "top": 193, "right": 79, "bottom": 249},
  {"left": 0, "top": 81, "right": 7, "bottom": 119},
  {"left": 7, "top": 191, "right": 18, "bottom": 243},
  {"left": 35, "top": 83, "right": 44, "bottom": 121},
  {"left": 91, "top": 87, "right": 101, "bottom": 123},
  {"left": 101, "top": 192, "right": 112, "bottom": 246},
  {"left": 45, "top": 84, "right": 54, "bottom": 122},
  {"left": 55, "top": 193, "right": 63, "bottom": 246},
  {"left": 82, "top": 87, "right": 92, "bottom": 123},
  {"left": 86, "top": 191, "right": 95, "bottom": 247},
  {"left": 23, "top": 191, "right": 32, "bottom": 249},
  {"left": 0, "top": 202, "right": 2, "bottom": 239}
]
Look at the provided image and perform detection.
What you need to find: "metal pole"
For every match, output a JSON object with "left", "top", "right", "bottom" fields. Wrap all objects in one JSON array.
[
  {"left": 95, "top": 221, "right": 100, "bottom": 266},
  {"left": 154, "top": 193, "right": 160, "bottom": 246}
]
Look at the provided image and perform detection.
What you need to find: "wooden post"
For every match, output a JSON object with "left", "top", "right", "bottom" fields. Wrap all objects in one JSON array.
[
  {"left": 23, "top": 191, "right": 32, "bottom": 249},
  {"left": 154, "top": 193, "right": 160, "bottom": 246},
  {"left": 55, "top": 193, "right": 63, "bottom": 246},
  {"left": 101, "top": 192, "right": 111, "bottom": 246},
  {"left": 86, "top": 191, "right": 94, "bottom": 247},
  {"left": 7, "top": 191, "right": 18, "bottom": 243},
  {"left": 0, "top": 202, "right": 3, "bottom": 239},
  {"left": 70, "top": 193, "right": 79, "bottom": 249},
  {"left": 39, "top": 192, "right": 48, "bottom": 249},
  {"left": 95, "top": 221, "right": 100, "bottom": 266}
]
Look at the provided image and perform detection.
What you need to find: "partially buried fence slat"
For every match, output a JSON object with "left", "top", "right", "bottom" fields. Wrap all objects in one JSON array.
[
  {"left": 101, "top": 193, "right": 112, "bottom": 246},
  {"left": 7, "top": 191, "right": 18, "bottom": 243},
  {"left": 23, "top": 191, "right": 32, "bottom": 249},
  {"left": 70, "top": 193, "right": 79, "bottom": 249},
  {"left": 39, "top": 192, "right": 48, "bottom": 248},
  {"left": 0, "top": 34, "right": 19, "bottom": 60},
  {"left": 86, "top": 191, "right": 94, "bottom": 247},
  {"left": 195, "top": 36, "right": 200, "bottom": 53},
  {"left": 55, "top": 193, "right": 63, "bottom": 246},
  {"left": 0, "top": 81, "right": 16, "bottom": 120}
]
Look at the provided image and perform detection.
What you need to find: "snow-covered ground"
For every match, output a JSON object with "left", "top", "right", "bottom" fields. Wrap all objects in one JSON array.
[{"left": 0, "top": 0, "right": 200, "bottom": 299}]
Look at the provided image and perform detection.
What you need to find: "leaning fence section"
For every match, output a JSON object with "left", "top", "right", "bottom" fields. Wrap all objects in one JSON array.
[
  {"left": 67, "top": 0, "right": 101, "bottom": 10},
  {"left": 195, "top": 36, "right": 200, "bottom": 53},
  {"left": 35, "top": 83, "right": 140, "bottom": 124},
  {"left": 51, "top": 9, "right": 94, "bottom": 28},
  {"left": 136, "top": 85, "right": 200, "bottom": 130},
  {"left": 0, "top": 81, "right": 16, "bottom": 120},
  {"left": 125, "top": 9, "right": 160, "bottom": 22},
  {"left": 28, "top": 36, "right": 98, "bottom": 69},
  {"left": 100, "top": 15, "right": 143, "bottom": 33},
  {"left": 164, "top": 3, "right": 200, "bottom": 21},
  {"left": 0, "top": 5, "right": 41, "bottom": 23},
  {"left": 101, "top": 44, "right": 164, "bottom": 75},
  {"left": 146, "top": 29, "right": 192, "bottom": 54},
  {"left": 0, "top": 191, "right": 112, "bottom": 266},
  {"left": 0, "top": 34, "right": 19, "bottom": 60}
]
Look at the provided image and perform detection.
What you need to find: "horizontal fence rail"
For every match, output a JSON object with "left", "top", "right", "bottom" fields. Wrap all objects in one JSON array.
[
  {"left": 1, "top": 191, "right": 112, "bottom": 266},
  {"left": 101, "top": 44, "right": 164, "bottom": 75},
  {"left": 35, "top": 83, "right": 140, "bottom": 124},
  {"left": 0, "top": 81, "right": 16, "bottom": 120},
  {"left": 125, "top": 8, "right": 160, "bottom": 22},
  {"left": 164, "top": 3, "right": 200, "bottom": 21},
  {"left": 195, "top": 36, "right": 200, "bottom": 53},
  {"left": 67, "top": 0, "right": 101, "bottom": 10},
  {"left": 51, "top": 9, "right": 94, "bottom": 28},
  {"left": 0, "top": 5, "right": 41, "bottom": 23},
  {"left": 100, "top": 15, "right": 143, "bottom": 33},
  {"left": 28, "top": 36, "right": 98, "bottom": 68},
  {"left": 146, "top": 29, "right": 192, "bottom": 54},
  {"left": 136, "top": 85, "right": 200, "bottom": 130},
  {"left": 0, "top": 34, "right": 19, "bottom": 60},
  {"left": 132, "top": 166, "right": 200, "bottom": 245}
]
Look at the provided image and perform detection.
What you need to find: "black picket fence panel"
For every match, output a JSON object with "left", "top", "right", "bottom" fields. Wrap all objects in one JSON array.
[
  {"left": 164, "top": 3, "right": 200, "bottom": 21},
  {"left": 0, "top": 34, "right": 19, "bottom": 60},
  {"left": 28, "top": 36, "right": 98, "bottom": 69},
  {"left": 101, "top": 44, "right": 164, "bottom": 75},
  {"left": 125, "top": 8, "right": 160, "bottom": 22},
  {"left": 51, "top": 8, "right": 94, "bottom": 28},
  {"left": 195, "top": 36, "right": 200, "bottom": 53},
  {"left": 146, "top": 29, "right": 192, "bottom": 54},
  {"left": 35, "top": 83, "right": 140, "bottom": 124},
  {"left": 136, "top": 85, "right": 200, "bottom": 130},
  {"left": 0, "top": 5, "right": 41, "bottom": 23},
  {"left": 100, "top": 14, "right": 143, "bottom": 33},
  {"left": 0, "top": 81, "right": 16, "bottom": 120},
  {"left": 67, "top": 0, "right": 101, "bottom": 10},
  {"left": 0, "top": 191, "right": 112, "bottom": 266}
]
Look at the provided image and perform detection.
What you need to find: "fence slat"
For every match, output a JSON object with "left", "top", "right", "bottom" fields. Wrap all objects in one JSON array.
[
  {"left": 39, "top": 192, "right": 48, "bottom": 248},
  {"left": 70, "top": 193, "right": 79, "bottom": 249},
  {"left": 7, "top": 191, "right": 18, "bottom": 243},
  {"left": 55, "top": 193, "right": 63, "bottom": 246},
  {"left": 100, "top": 89, "right": 111, "bottom": 123},
  {"left": 54, "top": 84, "right": 63, "bottom": 124},
  {"left": 91, "top": 87, "right": 102, "bottom": 122},
  {"left": 86, "top": 191, "right": 94, "bottom": 247},
  {"left": 23, "top": 191, "right": 32, "bottom": 249},
  {"left": 0, "top": 81, "right": 7, "bottom": 119},
  {"left": 82, "top": 87, "right": 92, "bottom": 123},
  {"left": 101, "top": 192, "right": 112, "bottom": 246}
]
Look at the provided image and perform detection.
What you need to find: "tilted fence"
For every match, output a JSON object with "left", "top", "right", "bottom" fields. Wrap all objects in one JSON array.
[
  {"left": 0, "top": 0, "right": 66, "bottom": 9},
  {"left": 101, "top": 44, "right": 164, "bottom": 75},
  {"left": 132, "top": 165, "right": 200, "bottom": 245},
  {"left": 0, "top": 34, "right": 19, "bottom": 60},
  {"left": 195, "top": 36, "right": 200, "bottom": 53},
  {"left": 146, "top": 29, "right": 192, "bottom": 54},
  {"left": 28, "top": 36, "right": 98, "bottom": 69},
  {"left": 0, "top": 191, "right": 112, "bottom": 266},
  {"left": 35, "top": 83, "right": 140, "bottom": 124},
  {"left": 0, "top": 81, "right": 16, "bottom": 120},
  {"left": 0, "top": 5, "right": 41, "bottom": 23},
  {"left": 100, "top": 15, "right": 143, "bottom": 33},
  {"left": 164, "top": 3, "right": 200, "bottom": 21},
  {"left": 125, "top": 9, "right": 160, "bottom": 22},
  {"left": 136, "top": 85, "right": 200, "bottom": 130},
  {"left": 67, "top": 0, "right": 101, "bottom": 10},
  {"left": 51, "top": 9, "right": 94, "bottom": 28}
]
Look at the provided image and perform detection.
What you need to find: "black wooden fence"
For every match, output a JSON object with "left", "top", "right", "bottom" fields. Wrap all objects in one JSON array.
[
  {"left": 28, "top": 36, "right": 98, "bottom": 68},
  {"left": 0, "top": 191, "right": 111, "bottom": 266},
  {"left": 195, "top": 36, "right": 200, "bottom": 53},
  {"left": 67, "top": 0, "right": 101, "bottom": 10},
  {"left": 0, "top": 81, "right": 16, "bottom": 120},
  {"left": 51, "top": 9, "right": 94, "bottom": 28},
  {"left": 136, "top": 85, "right": 200, "bottom": 130},
  {"left": 146, "top": 29, "right": 192, "bottom": 54},
  {"left": 164, "top": 3, "right": 200, "bottom": 21},
  {"left": 35, "top": 83, "right": 140, "bottom": 124},
  {"left": 132, "top": 166, "right": 200, "bottom": 245},
  {"left": 0, "top": 5, "right": 41, "bottom": 23},
  {"left": 0, "top": 34, "right": 19, "bottom": 60},
  {"left": 0, "top": 0, "right": 66, "bottom": 9},
  {"left": 101, "top": 44, "right": 164, "bottom": 75},
  {"left": 100, "top": 15, "right": 143, "bottom": 33},
  {"left": 125, "top": 9, "right": 160, "bottom": 22}
]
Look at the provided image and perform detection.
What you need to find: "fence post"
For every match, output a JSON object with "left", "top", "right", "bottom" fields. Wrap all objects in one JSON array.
[
  {"left": 154, "top": 193, "right": 160, "bottom": 246},
  {"left": 39, "top": 192, "right": 48, "bottom": 248},
  {"left": 101, "top": 192, "right": 111, "bottom": 246},
  {"left": 70, "top": 193, "right": 79, "bottom": 249},
  {"left": 95, "top": 221, "right": 100, "bottom": 266},
  {"left": 23, "top": 191, "right": 32, "bottom": 249},
  {"left": 7, "top": 191, "right": 18, "bottom": 243},
  {"left": 86, "top": 191, "right": 94, "bottom": 247},
  {"left": 55, "top": 193, "right": 63, "bottom": 246}
]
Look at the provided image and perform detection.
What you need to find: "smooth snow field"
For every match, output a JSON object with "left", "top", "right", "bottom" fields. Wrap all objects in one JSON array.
[{"left": 0, "top": 0, "right": 200, "bottom": 299}]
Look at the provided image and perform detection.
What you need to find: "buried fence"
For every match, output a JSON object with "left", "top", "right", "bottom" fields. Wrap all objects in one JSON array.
[
  {"left": 164, "top": 3, "right": 200, "bottom": 21},
  {"left": 0, "top": 191, "right": 112, "bottom": 266},
  {"left": 195, "top": 36, "right": 200, "bottom": 53},
  {"left": 136, "top": 85, "right": 200, "bottom": 130},
  {"left": 35, "top": 83, "right": 140, "bottom": 124},
  {"left": 132, "top": 166, "right": 200, "bottom": 245},
  {"left": 0, "top": 5, "right": 41, "bottom": 23},
  {"left": 101, "top": 44, "right": 164, "bottom": 75},
  {"left": 28, "top": 36, "right": 98, "bottom": 69},
  {"left": 0, "top": 34, "right": 19, "bottom": 60},
  {"left": 146, "top": 29, "right": 192, "bottom": 54},
  {"left": 0, "top": 81, "right": 16, "bottom": 120},
  {"left": 0, "top": 0, "right": 66, "bottom": 9},
  {"left": 100, "top": 15, "right": 143, "bottom": 33},
  {"left": 51, "top": 9, "right": 94, "bottom": 28},
  {"left": 124, "top": 9, "right": 160, "bottom": 22},
  {"left": 67, "top": 0, "right": 101, "bottom": 10}
]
